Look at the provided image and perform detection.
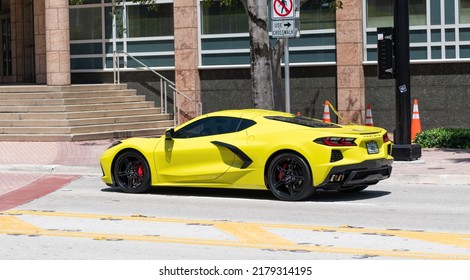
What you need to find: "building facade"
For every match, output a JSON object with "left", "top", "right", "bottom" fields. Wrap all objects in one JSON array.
[{"left": 1, "top": 0, "right": 469, "bottom": 132}]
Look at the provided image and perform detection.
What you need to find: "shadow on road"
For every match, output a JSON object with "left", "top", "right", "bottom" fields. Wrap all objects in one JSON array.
[
  {"left": 102, "top": 186, "right": 391, "bottom": 202},
  {"left": 312, "top": 190, "right": 391, "bottom": 202}
]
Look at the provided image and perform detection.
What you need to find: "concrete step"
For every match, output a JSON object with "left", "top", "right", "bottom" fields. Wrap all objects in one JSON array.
[
  {"left": 0, "top": 83, "right": 127, "bottom": 91},
  {"left": 68, "top": 114, "right": 172, "bottom": 126},
  {"left": 70, "top": 120, "right": 174, "bottom": 134},
  {"left": 0, "top": 127, "right": 167, "bottom": 142},
  {"left": 71, "top": 127, "right": 168, "bottom": 141},
  {"left": 0, "top": 120, "right": 174, "bottom": 134},
  {"left": 0, "top": 92, "right": 62, "bottom": 100},
  {"left": 0, "top": 83, "right": 176, "bottom": 142},
  {"left": 0, "top": 108, "right": 163, "bottom": 120},
  {"left": 0, "top": 95, "right": 145, "bottom": 106},
  {"left": 66, "top": 108, "right": 163, "bottom": 119},
  {"left": 0, "top": 114, "right": 172, "bottom": 127},
  {"left": 65, "top": 101, "right": 156, "bottom": 112},
  {"left": 0, "top": 101, "right": 155, "bottom": 113}
]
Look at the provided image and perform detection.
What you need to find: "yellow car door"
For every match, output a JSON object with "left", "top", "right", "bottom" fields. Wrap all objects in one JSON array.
[{"left": 154, "top": 116, "right": 252, "bottom": 184}]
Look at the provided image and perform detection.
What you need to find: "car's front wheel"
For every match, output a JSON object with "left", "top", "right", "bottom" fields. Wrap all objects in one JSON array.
[
  {"left": 113, "top": 150, "right": 151, "bottom": 193},
  {"left": 266, "top": 153, "right": 314, "bottom": 201}
]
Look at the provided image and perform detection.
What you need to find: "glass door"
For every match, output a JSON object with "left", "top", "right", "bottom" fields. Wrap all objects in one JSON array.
[
  {"left": 1, "top": 15, "right": 12, "bottom": 79},
  {"left": 22, "top": 0, "right": 35, "bottom": 82}
]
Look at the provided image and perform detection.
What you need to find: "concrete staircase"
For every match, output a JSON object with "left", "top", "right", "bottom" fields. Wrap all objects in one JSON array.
[{"left": 0, "top": 84, "right": 174, "bottom": 141}]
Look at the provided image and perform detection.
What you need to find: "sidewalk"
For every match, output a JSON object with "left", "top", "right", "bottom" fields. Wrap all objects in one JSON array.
[
  {"left": 0, "top": 140, "right": 113, "bottom": 197},
  {"left": 0, "top": 140, "right": 469, "bottom": 197}
]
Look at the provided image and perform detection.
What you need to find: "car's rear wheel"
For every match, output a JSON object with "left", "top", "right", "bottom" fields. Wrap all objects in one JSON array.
[
  {"left": 113, "top": 150, "right": 151, "bottom": 193},
  {"left": 338, "top": 185, "right": 368, "bottom": 193},
  {"left": 266, "top": 153, "right": 314, "bottom": 201}
]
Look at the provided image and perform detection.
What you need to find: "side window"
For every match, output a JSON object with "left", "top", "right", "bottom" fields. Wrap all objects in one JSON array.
[
  {"left": 174, "top": 117, "right": 255, "bottom": 138},
  {"left": 238, "top": 119, "right": 256, "bottom": 131}
]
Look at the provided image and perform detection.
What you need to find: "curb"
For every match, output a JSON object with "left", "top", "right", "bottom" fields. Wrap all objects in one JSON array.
[
  {"left": 0, "top": 164, "right": 101, "bottom": 177},
  {"left": 387, "top": 174, "right": 470, "bottom": 185}
]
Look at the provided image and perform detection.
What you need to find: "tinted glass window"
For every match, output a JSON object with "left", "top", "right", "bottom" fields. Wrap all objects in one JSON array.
[
  {"left": 201, "top": 1, "right": 248, "bottom": 34},
  {"left": 265, "top": 116, "right": 339, "bottom": 128},
  {"left": 127, "top": 4, "right": 174, "bottom": 37},
  {"left": 175, "top": 117, "right": 255, "bottom": 138},
  {"left": 70, "top": 7, "right": 102, "bottom": 40}
]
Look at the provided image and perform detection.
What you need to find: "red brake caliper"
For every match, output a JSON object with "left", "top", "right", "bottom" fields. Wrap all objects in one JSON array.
[
  {"left": 137, "top": 164, "right": 144, "bottom": 177},
  {"left": 278, "top": 163, "right": 287, "bottom": 180}
]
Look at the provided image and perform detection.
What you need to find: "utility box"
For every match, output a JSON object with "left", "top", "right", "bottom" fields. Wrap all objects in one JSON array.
[{"left": 377, "top": 27, "right": 394, "bottom": 80}]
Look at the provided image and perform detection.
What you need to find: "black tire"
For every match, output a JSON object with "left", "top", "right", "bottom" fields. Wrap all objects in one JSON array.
[
  {"left": 266, "top": 153, "right": 314, "bottom": 201},
  {"left": 338, "top": 185, "right": 368, "bottom": 193},
  {"left": 113, "top": 150, "right": 151, "bottom": 193}
]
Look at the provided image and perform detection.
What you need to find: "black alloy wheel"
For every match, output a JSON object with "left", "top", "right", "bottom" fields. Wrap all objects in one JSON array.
[
  {"left": 267, "top": 153, "right": 314, "bottom": 201},
  {"left": 113, "top": 150, "right": 151, "bottom": 193}
]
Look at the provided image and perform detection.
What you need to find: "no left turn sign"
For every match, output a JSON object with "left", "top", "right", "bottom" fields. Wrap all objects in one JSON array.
[{"left": 272, "top": 0, "right": 294, "bottom": 19}]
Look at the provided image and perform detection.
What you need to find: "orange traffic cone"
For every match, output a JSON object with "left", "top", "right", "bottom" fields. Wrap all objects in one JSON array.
[
  {"left": 411, "top": 99, "right": 422, "bottom": 141},
  {"left": 323, "top": 100, "right": 331, "bottom": 123},
  {"left": 365, "top": 103, "right": 374, "bottom": 126}
]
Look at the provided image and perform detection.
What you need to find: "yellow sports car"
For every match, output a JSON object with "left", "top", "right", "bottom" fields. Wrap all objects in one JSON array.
[{"left": 100, "top": 109, "right": 393, "bottom": 201}]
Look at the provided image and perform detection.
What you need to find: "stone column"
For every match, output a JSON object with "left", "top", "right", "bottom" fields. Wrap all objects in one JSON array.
[
  {"left": 173, "top": 0, "right": 201, "bottom": 123},
  {"left": 45, "top": 0, "right": 70, "bottom": 86},
  {"left": 336, "top": 0, "right": 365, "bottom": 124},
  {"left": 35, "top": 0, "right": 47, "bottom": 84}
]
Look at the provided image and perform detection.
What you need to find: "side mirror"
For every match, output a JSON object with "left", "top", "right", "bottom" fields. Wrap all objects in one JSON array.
[{"left": 165, "top": 128, "right": 175, "bottom": 140}]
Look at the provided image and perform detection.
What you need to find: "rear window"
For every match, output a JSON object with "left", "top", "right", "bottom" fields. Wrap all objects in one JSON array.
[{"left": 265, "top": 116, "right": 339, "bottom": 128}]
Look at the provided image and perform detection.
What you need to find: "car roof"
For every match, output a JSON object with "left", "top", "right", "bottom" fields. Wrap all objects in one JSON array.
[{"left": 205, "top": 109, "right": 292, "bottom": 120}]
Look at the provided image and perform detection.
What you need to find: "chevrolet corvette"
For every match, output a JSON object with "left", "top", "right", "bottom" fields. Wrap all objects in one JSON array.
[{"left": 100, "top": 109, "right": 393, "bottom": 201}]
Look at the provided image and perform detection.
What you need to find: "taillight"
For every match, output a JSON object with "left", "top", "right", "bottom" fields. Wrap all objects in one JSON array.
[{"left": 314, "top": 137, "right": 357, "bottom": 146}]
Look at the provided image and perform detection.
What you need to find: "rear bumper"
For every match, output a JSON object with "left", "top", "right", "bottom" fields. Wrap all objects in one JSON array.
[{"left": 316, "top": 159, "right": 393, "bottom": 191}]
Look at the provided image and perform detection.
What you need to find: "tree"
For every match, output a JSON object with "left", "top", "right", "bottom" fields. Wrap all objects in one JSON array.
[
  {"left": 71, "top": 0, "right": 342, "bottom": 110},
  {"left": 208, "top": 0, "right": 342, "bottom": 110}
]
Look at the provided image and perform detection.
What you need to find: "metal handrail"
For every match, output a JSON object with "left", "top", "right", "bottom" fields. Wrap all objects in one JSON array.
[{"left": 113, "top": 50, "right": 201, "bottom": 126}]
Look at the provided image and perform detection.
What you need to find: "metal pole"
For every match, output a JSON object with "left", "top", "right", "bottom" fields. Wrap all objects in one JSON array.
[
  {"left": 284, "top": 38, "right": 290, "bottom": 113},
  {"left": 394, "top": 0, "right": 411, "bottom": 145},
  {"left": 392, "top": 0, "right": 421, "bottom": 160}
]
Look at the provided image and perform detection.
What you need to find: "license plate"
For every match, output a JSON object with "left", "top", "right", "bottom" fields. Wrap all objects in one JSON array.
[{"left": 366, "top": 141, "right": 379, "bottom": 154}]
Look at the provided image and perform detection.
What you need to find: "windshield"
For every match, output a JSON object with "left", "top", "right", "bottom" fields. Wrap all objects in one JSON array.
[{"left": 265, "top": 116, "right": 340, "bottom": 128}]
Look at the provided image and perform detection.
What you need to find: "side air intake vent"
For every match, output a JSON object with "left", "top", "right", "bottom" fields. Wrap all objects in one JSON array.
[{"left": 330, "top": 150, "right": 343, "bottom": 162}]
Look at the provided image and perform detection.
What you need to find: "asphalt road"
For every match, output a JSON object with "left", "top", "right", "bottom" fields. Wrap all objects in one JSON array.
[{"left": 1, "top": 175, "right": 469, "bottom": 261}]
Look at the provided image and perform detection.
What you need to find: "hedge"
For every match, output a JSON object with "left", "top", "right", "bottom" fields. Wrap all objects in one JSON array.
[{"left": 414, "top": 128, "right": 470, "bottom": 149}]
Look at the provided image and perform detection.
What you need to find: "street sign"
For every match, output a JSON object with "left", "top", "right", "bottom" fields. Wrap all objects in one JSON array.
[
  {"left": 272, "top": 0, "right": 295, "bottom": 19},
  {"left": 271, "top": 20, "right": 296, "bottom": 38},
  {"left": 271, "top": 0, "right": 300, "bottom": 114}
]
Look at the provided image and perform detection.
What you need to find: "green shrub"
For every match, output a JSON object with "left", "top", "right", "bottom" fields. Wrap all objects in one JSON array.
[{"left": 414, "top": 128, "right": 470, "bottom": 149}]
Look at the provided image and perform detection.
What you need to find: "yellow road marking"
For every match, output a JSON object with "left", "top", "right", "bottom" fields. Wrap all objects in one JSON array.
[
  {"left": 0, "top": 215, "right": 42, "bottom": 232},
  {"left": 214, "top": 223, "right": 296, "bottom": 246},
  {"left": 2, "top": 210, "right": 470, "bottom": 260}
]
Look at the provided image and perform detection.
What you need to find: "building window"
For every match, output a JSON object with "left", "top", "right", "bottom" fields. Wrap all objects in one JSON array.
[
  {"left": 300, "top": 0, "right": 336, "bottom": 30},
  {"left": 70, "top": 7, "right": 102, "bottom": 40},
  {"left": 70, "top": 1, "right": 175, "bottom": 72},
  {"left": 366, "top": 0, "right": 393, "bottom": 28},
  {"left": 199, "top": 0, "right": 336, "bottom": 67},
  {"left": 461, "top": 0, "right": 470, "bottom": 23},
  {"left": 365, "top": 0, "right": 470, "bottom": 62},
  {"left": 366, "top": 0, "right": 426, "bottom": 28},
  {"left": 127, "top": 4, "right": 173, "bottom": 37},
  {"left": 201, "top": 1, "right": 248, "bottom": 34}
]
